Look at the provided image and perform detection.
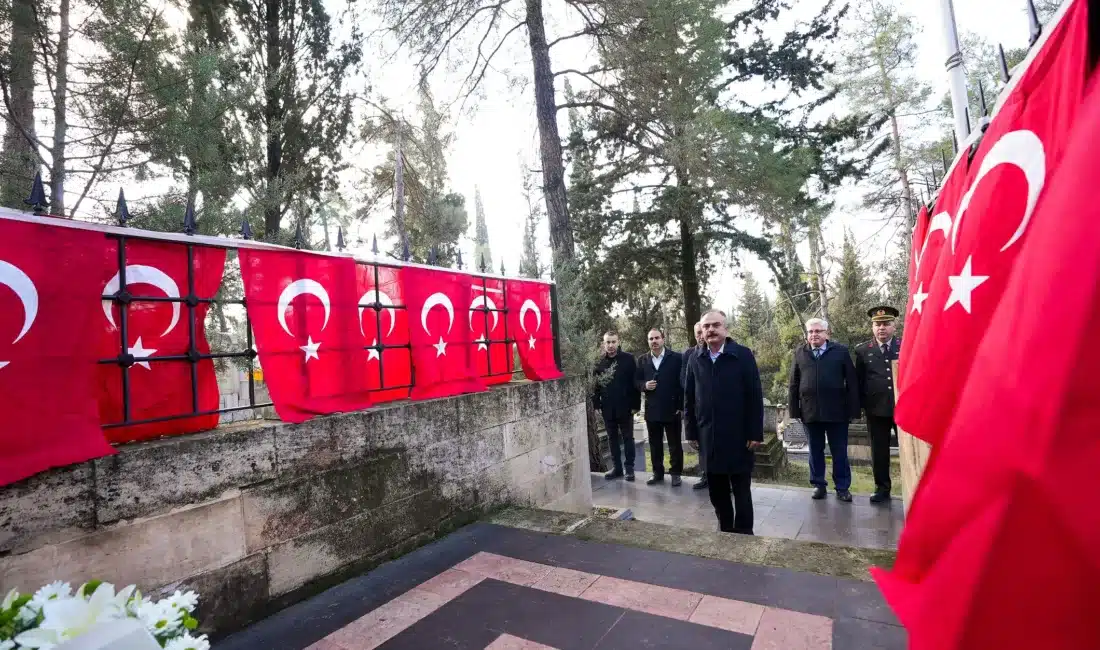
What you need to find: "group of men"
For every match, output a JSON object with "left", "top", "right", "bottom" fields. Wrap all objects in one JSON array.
[{"left": 592, "top": 305, "right": 901, "bottom": 535}]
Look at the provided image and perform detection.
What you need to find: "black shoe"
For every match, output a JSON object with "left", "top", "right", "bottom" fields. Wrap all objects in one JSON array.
[
  {"left": 646, "top": 475, "right": 664, "bottom": 486},
  {"left": 812, "top": 486, "right": 826, "bottom": 500},
  {"left": 837, "top": 490, "right": 853, "bottom": 503},
  {"left": 604, "top": 470, "right": 624, "bottom": 480},
  {"left": 870, "top": 490, "right": 891, "bottom": 504},
  {"left": 671, "top": 475, "right": 682, "bottom": 487},
  {"left": 625, "top": 472, "right": 636, "bottom": 482},
  {"left": 693, "top": 477, "right": 709, "bottom": 490}
]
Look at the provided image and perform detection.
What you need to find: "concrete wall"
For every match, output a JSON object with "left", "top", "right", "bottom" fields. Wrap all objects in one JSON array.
[{"left": 0, "top": 378, "right": 591, "bottom": 635}]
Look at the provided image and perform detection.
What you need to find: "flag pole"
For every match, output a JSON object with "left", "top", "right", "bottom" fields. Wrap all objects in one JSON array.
[{"left": 939, "top": 0, "right": 971, "bottom": 148}]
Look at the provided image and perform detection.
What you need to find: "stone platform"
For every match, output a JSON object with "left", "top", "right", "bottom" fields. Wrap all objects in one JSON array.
[{"left": 218, "top": 511, "right": 904, "bottom": 649}]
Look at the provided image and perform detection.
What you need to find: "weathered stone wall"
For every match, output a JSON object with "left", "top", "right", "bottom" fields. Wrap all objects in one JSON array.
[{"left": 0, "top": 378, "right": 591, "bottom": 635}]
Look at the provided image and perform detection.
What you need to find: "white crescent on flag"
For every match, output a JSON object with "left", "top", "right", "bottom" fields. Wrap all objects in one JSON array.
[
  {"left": 421, "top": 292, "right": 455, "bottom": 335},
  {"left": 359, "top": 289, "right": 396, "bottom": 337},
  {"left": 277, "top": 279, "right": 331, "bottom": 337},
  {"left": 949, "top": 129, "right": 1046, "bottom": 254},
  {"left": 0, "top": 259, "right": 38, "bottom": 369},
  {"left": 518, "top": 299, "right": 542, "bottom": 333},
  {"left": 469, "top": 295, "right": 499, "bottom": 332},
  {"left": 102, "top": 265, "right": 181, "bottom": 336}
]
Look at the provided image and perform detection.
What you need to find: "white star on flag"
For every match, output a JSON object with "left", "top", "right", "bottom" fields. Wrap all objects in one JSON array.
[
  {"left": 299, "top": 336, "right": 321, "bottom": 362},
  {"left": 944, "top": 256, "right": 989, "bottom": 314},
  {"left": 475, "top": 336, "right": 488, "bottom": 351},
  {"left": 434, "top": 336, "right": 448, "bottom": 357},
  {"left": 911, "top": 283, "right": 929, "bottom": 314},
  {"left": 129, "top": 337, "right": 157, "bottom": 370},
  {"left": 367, "top": 338, "right": 380, "bottom": 361},
  {"left": 528, "top": 335, "right": 537, "bottom": 350}
]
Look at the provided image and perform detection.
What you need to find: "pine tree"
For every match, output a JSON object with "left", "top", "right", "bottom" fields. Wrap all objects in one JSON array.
[
  {"left": 473, "top": 185, "right": 492, "bottom": 270},
  {"left": 828, "top": 230, "right": 877, "bottom": 348},
  {"left": 518, "top": 165, "right": 543, "bottom": 279},
  {"left": 735, "top": 274, "right": 769, "bottom": 343}
]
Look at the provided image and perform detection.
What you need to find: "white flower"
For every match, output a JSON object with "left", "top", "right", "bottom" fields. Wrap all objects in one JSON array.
[
  {"left": 163, "top": 632, "right": 211, "bottom": 650},
  {"left": 15, "top": 583, "right": 126, "bottom": 649},
  {"left": 32, "top": 582, "right": 71, "bottom": 604},
  {"left": 133, "top": 598, "right": 184, "bottom": 637},
  {"left": 165, "top": 590, "right": 199, "bottom": 613},
  {"left": 1, "top": 588, "right": 19, "bottom": 610}
]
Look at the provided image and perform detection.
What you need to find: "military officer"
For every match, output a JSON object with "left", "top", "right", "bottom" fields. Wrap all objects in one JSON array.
[{"left": 854, "top": 306, "right": 900, "bottom": 504}]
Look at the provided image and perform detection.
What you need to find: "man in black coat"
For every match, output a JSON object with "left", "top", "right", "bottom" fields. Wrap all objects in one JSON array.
[
  {"left": 788, "top": 317, "right": 860, "bottom": 502},
  {"left": 684, "top": 310, "right": 764, "bottom": 534},
  {"left": 635, "top": 328, "right": 685, "bottom": 486},
  {"left": 593, "top": 331, "right": 641, "bottom": 481},
  {"left": 682, "top": 321, "right": 710, "bottom": 491},
  {"left": 854, "top": 305, "right": 901, "bottom": 504}
]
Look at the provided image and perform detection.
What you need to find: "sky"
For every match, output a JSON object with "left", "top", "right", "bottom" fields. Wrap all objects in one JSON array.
[{"left": 351, "top": 0, "right": 1036, "bottom": 310}]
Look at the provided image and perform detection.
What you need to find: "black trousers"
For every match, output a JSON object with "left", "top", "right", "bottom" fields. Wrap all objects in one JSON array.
[
  {"left": 707, "top": 472, "right": 754, "bottom": 534},
  {"left": 866, "top": 415, "right": 896, "bottom": 492},
  {"left": 604, "top": 412, "right": 636, "bottom": 473},
  {"left": 646, "top": 420, "right": 683, "bottom": 476}
]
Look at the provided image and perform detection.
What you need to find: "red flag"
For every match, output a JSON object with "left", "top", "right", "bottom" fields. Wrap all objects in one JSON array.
[
  {"left": 356, "top": 262, "right": 412, "bottom": 402},
  {"left": 0, "top": 218, "right": 114, "bottom": 486},
  {"left": 97, "top": 240, "right": 226, "bottom": 442},
  {"left": 906, "top": 204, "right": 929, "bottom": 293},
  {"left": 873, "top": 66, "right": 1100, "bottom": 650},
  {"left": 894, "top": 0, "right": 1090, "bottom": 443},
  {"left": 240, "top": 249, "right": 373, "bottom": 423},
  {"left": 403, "top": 266, "right": 486, "bottom": 400},
  {"left": 470, "top": 276, "right": 513, "bottom": 385},
  {"left": 505, "top": 279, "right": 562, "bottom": 381}
]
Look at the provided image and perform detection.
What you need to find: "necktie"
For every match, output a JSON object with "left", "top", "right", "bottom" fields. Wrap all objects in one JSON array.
[
  {"left": 813, "top": 348, "right": 822, "bottom": 359},
  {"left": 881, "top": 344, "right": 888, "bottom": 356}
]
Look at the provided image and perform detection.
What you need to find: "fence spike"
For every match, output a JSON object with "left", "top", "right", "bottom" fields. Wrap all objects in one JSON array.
[
  {"left": 371, "top": 234, "right": 379, "bottom": 254},
  {"left": 240, "top": 218, "right": 253, "bottom": 240},
  {"left": 941, "top": 148, "right": 949, "bottom": 173},
  {"left": 428, "top": 246, "right": 438, "bottom": 266},
  {"left": 336, "top": 226, "right": 345, "bottom": 251},
  {"left": 998, "top": 44, "right": 1011, "bottom": 83},
  {"left": 1027, "top": 0, "right": 1041, "bottom": 46},
  {"left": 294, "top": 222, "right": 304, "bottom": 249},
  {"left": 402, "top": 237, "right": 410, "bottom": 261},
  {"left": 480, "top": 253, "right": 487, "bottom": 273},
  {"left": 115, "top": 188, "right": 130, "bottom": 226},
  {"left": 978, "top": 80, "right": 988, "bottom": 117},
  {"left": 931, "top": 166, "right": 938, "bottom": 188},
  {"left": 24, "top": 171, "right": 48, "bottom": 214},
  {"left": 183, "top": 195, "right": 197, "bottom": 235},
  {"left": 457, "top": 248, "right": 464, "bottom": 270},
  {"left": 500, "top": 260, "right": 505, "bottom": 276},
  {"left": 952, "top": 131, "right": 958, "bottom": 155}
]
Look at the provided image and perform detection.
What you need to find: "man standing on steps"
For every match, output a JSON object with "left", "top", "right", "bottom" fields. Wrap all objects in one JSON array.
[
  {"left": 788, "top": 318, "right": 860, "bottom": 503},
  {"left": 684, "top": 310, "right": 764, "bottom": 535},
  {"left": 854, "top": 306, "right": 900, "bottom": 504},
  {"left": 682, "top": 322, "right": 709, "bottom": 491},
  {"left": 635, "top": 328, "right": 684, "bottom": 487},
  {"left": 593, "top": 331, "right": 641, "bottom": 482}
]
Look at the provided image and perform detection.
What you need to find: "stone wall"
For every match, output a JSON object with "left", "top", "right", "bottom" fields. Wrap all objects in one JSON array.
[{"left": 0, "top": 378, "right": 591, "bottom": 636}]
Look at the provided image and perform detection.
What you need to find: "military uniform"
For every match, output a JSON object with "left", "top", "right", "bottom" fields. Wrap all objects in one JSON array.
[{"left": 854, "top": 306, "right": 900, "bottom": 499}]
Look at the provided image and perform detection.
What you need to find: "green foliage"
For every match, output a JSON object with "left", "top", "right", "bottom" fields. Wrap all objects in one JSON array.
[
  {"left": 828, "top": 230, "right": 876, "bottom": 348},
  {"left": 518, "top": 164, "right": 544, "bottom": 279},
  {"left": 473, "top": 186, "right": 492, "bottom": 270}
]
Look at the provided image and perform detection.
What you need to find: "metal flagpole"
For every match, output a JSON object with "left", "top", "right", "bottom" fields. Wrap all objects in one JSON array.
[{"left": 938, "top": 0, "right": 971, "bottom": 146}]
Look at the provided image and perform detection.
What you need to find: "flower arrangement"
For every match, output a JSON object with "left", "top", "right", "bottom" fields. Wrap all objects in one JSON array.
[{"left": 0, "top": 581, "right": 208, "bottom": 650}]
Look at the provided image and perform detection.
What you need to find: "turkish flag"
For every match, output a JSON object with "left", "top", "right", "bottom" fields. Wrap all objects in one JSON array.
[
  {"left": 97, "top": 240, "right": 226, "bottom": 443},
  {"left": 0, "top": 218, "right": 114, "bottom": 486},
  {"left": 873, "top": 65, "right": 1100, "bottom": 650},
  {"left": 470, "top": 276, "right": 513, "bottom": 385},
  {"left": 505, "top": 279, "right": 562, "bottom": 381},
  {"left": 240, "top": 249, "right": 373, "bottom": 423},
  {"left": 894, "top": 0, "right": 1090, "bottom": 444},
  {"left": 356, "top": 262, "right": 412, "bottom": 402},
  {"left": 905, "top": 204, "right": 928, "bottom": 293},
  {"left": 403, "top": 266, "right": 486, "bottom": 400}
]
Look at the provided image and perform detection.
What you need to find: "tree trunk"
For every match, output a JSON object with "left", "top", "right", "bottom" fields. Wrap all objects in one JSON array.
[
  {"left": 806, "top": 214, "right": 828, "bottom": 320},
  {"left": 51, "top": 0, "right": 70, "bottom": 216},
  {"left": 0, "top": 0, "right": 39, "bottom": 209},
  {"left": 675, "top": 171, "right": 702, "bottom": 333},
  {"left": 262, "top": 0, "right": 283, "bottom": 237},
  {"left": 525, "top": 0, "right": 574, "bottom": 269},
  {"left": 889, "top": 111, "right": 916, "bottom": 238},
  {"left": 394, "top": 128, "right": 406, "bottom": 251}
]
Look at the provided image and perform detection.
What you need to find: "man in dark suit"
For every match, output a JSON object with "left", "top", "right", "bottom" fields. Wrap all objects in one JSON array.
[
  {"left": 788, "top": 317, "right": 860, "bottom": 502},
  {"left": 636, "top": 328, "right": 685, "bottom": 486},
  {"left": 682, "top": 321, "right": 710, "bottom": 491},
  {"left": 854, "top": 305, "right": 901, "bottom": 504},
  {"left": 593, "top": 331, "right": 641, "bottom": 481},
  {"left": 685, "top": 310, "right": 764, "bottom": 534}
]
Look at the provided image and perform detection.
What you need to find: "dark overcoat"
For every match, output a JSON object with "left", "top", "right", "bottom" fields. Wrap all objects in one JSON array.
[
  {"left": 684, "top": 339, "right": 765, "bottom": 475},
  {"left": 634, "top": 350, "right": 684, "bottom": 423},
  {"left": 854, "top": 338, "right": 901, "bottom": 418},
  {"left": 592, "top": 350, "right": 641, "bottom": 419},
  {"left": 787, "top": 342, "right": 860, "bottom": 423},
  {"left": 680, "top": 345, "right": 699, "bottom": 389}
]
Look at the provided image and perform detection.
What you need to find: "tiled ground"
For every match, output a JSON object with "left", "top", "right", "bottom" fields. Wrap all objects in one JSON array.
[
  {"left": 591, "top": 472, "right": 904, "bottom": 550},
  {"left": 219, "top": 523, "right": 905, "bottom": 650}
]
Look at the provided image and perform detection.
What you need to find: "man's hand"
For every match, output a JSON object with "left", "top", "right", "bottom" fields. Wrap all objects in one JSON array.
[
  {"left": 632, "top": 409, "right": 639, "bottom": 415},
  {"left": 746, "top": 441, "right": 762, "bottom": 450},
  {"left": 689, "top": 441, "right": 700, "bottom": 451},
  {"left": 675, "top": 410, "right": 682, "bottom": 418},
  {"left": 645, "top": 380, "right": 657, "bottom": 391}
]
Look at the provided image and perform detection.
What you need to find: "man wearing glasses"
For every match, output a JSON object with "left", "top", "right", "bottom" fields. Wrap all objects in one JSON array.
[{"left": 787, "top": 318, "right": 859, "bottom": 502}]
